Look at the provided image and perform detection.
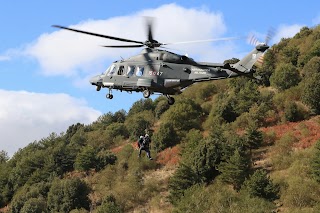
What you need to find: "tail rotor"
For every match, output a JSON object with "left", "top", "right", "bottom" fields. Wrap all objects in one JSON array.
[{"left": 247, "top": 27, "right": 275, "bottom": 65}]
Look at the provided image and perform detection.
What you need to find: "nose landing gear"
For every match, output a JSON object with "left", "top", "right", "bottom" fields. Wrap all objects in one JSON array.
[{"left": 106, "top": 88, "right": 113, "bottom": 99}]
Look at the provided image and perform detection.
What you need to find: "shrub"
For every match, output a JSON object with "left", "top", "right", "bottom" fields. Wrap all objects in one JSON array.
[
  {"left": 125, "top": 110, "right": 154, "bottom": 139},
  {"left": 282, "top": 176, "right": 320, "bottom": 208},
  {"left": 127, "top": 99, "right": 154, "bottom": 117},
  {"left": 74, "top": 146, "right": 97, "bottom": 171},
  {"left": 302, "top": 72, "right": 320, "bottom": 114},
  {"left": 173, "top": 182, "right": 276, "bottom": 213},
  {"left": 301, "top": 56, "right": 320, "bottom": 78},
  {"left": 312, "top": 140, "right": 320, "bottom": 182},
  {"left": 97, "top": 195, "right": 123, "bottom": 213},
  {"left": 152, "top": 122, "right": 178, "bottom": 152},
  {"left": 271, "top": 133, "right": 298, "bottom": 170},
  {"left": 154, "top": 99, "right": 170, "bottom": 119},
  {"left": 20, "top": 197, "right": 47, "bottom": 213},
  {"left": 270, "top": 63, "right": 301, "bottom": 91},
  {"left": 243, "top": 169, "right": 279, "bottom": 201},
  {"left": 47, "top": 178, "right": 91, "bottom": 212},
  {"left": 162, "top": 99, "right": 202, "bottom": 132},
  {"left": 96, "top": 150, "right": 117, "bottom": 171},
  {"left": 284, "top": 102, "right": 305, "bottom": 122}
]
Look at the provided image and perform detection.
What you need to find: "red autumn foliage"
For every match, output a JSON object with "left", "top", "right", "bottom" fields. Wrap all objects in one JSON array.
[
  {"left": 156, "top": 146, "right": 181, "bottom": 166},
  {"left": 260, "top": 116, "right": 320, "bottom": 149}
]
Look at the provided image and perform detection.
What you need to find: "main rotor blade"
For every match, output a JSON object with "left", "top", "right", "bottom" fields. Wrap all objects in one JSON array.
[
  {"left": 102, "top": 44, "right": 145, "bottom": 48},
  {"left": 163, "top": 36, "right": 244, "bottom": 46},
  {"left": 265, "top": 27, "right": 275, "bottom": 45},
  {"left": 52, "top": 25, "right": 144, "bottom": 45},
  {"left": 145, "top": 17, "right": 154, "bottom": 42}
]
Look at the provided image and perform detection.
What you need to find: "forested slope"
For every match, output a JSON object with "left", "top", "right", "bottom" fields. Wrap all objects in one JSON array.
[{"left": 1, "top": 25, "right": 320, "bottom": 212}]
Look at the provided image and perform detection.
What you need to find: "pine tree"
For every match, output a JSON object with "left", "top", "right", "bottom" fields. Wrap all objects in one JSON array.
[
  {"left": 243, "top": 169, "right": 279, "bottom": 201},
  {"left": 244, "top": 123, "right": 263, "bottom": 150},
  {"left": 218, "top": 149, "right": 251, "bottom": 191},
  {"left": 168, "top": 163, "right": 199, "bottom": 204}
]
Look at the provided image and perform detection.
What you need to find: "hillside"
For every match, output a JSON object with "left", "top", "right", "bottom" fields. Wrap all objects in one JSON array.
[{"left": 1, "top": 25, "right": 320, "bottom": 212}]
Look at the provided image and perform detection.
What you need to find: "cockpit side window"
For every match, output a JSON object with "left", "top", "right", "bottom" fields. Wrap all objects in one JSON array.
[
  {"left": 117, "top": 66, "right": 124, "bottom": 75},
  {"left": 106, "top": 65, "right": 117, "bottom": 76},
  {"left": 136, "top": 66, "right": 144, "bottom": 77},
  {"left": 127, "top": 66, "right": 135, "bottom": 77}
]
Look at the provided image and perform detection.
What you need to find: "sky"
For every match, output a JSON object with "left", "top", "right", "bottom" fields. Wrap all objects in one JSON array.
[{"left": 0, "top": 0, "right": 319, "bottom": 156}]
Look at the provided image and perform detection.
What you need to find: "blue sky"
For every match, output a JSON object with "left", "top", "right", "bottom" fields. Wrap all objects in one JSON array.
[{"left": 1, "top": 0, "right": 319, "bottom": 156}]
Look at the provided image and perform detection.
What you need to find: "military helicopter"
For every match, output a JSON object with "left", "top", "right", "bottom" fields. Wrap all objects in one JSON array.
[{"left": 52, "top": 20, "right": 269, "bottom": 105}]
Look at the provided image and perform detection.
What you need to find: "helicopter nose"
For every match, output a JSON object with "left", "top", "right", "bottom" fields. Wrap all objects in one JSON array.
[{"left": 89, "top": 75, "right": 101, "bottom": 85}]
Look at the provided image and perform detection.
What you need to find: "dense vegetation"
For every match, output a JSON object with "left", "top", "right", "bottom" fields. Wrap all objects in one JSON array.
[{"left": 1, "top": 25, "right": 320, "bottom": 212}]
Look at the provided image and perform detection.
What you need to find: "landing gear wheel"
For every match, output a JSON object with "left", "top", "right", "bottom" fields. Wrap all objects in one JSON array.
[
  {"left": 143, "top": 90, "right": 151, "bottom": 98},
  {"left": 96, "top": 85, "right": 101, "bottom": 91},
  {"left": 106, "top": 94, "right": 114, "bottom": 99},
  {"left": 167, "top": 97, "right": 175, "bottom": 105}
]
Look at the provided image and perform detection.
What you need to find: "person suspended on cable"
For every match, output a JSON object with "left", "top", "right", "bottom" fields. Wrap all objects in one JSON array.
[{"left": 138, "top": 134, "right": 152, "bottom": 160}]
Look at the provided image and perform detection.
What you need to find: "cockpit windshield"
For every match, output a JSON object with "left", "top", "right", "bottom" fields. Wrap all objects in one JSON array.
[{"left": 104, "top": 64, "right": 117, "bottom": 76}]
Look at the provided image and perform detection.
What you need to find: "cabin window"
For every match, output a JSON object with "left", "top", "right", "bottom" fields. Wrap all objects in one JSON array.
[
  {"left": 106, "top": 65, "right": 117, "bottom": 76},
  {"left": 117, "top": 66, "right": 124, "bottom": 75},
  {"left": 127, "top": 66, "right": 135, "bottom": 77},
  {"left": 136, "top": 66, "right": 144, "bottom": 76}
]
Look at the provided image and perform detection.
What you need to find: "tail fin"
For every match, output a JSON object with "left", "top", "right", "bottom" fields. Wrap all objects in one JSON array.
[{"left": 231, "top": 43, "right": 269, "bottom": 72}]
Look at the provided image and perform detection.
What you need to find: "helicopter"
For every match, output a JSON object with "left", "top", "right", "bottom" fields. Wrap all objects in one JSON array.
[{"left": 52, "top": 20, "right": 269, "bottom": 105}]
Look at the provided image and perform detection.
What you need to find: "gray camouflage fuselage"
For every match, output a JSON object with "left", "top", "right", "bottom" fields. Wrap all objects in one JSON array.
[{"left": 90, "top": 43, "right": 268, "bottom": 98}]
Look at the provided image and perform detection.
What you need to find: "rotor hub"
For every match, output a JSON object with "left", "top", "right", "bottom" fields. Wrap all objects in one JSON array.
[{"left": 144, "top": 40, "right": 161, "bottom": 48}]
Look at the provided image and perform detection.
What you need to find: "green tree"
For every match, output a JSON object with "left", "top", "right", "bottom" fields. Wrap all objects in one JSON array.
[
  {"left": 282, "top": 45, "right": 300, "bottom": 66},
  {"left": 9, "top": 182, "right": 50, "bottom": 213},
  {"left": 127, "top": 98, "right": 154, "bottom": 117},
  {"left": 219, "top": 149, "right": 251, "bottom": 191},
  {"left": 305, "top": 40, "right": 320, "bottom": 64},
  {"left": 152, "top": 122, "right": 178, "bottom": 151},
  {"left": 113, "top": 109, "right": 127, "bottom": 123},
  {"left": 154, "top": 99, "right": 170, "bottom": 119},
  {"left": 162, "top": 99, "right": 202, "bottom": 132},
  {"left": 168, "top": 163, "right": 199, "bottom": 204},
  {"left": 270, "top": 63, "right": 301, "bottom": 91},
  {"left": 65, "top": 123, "right": 84, "bottom": 140},
  {"left": 95, "top": 150, "right": 117, "bottom": 171},
  {"left": 0, "top": 150, "right": 9, "bottom": 163},
  {"left": 74, "top": 146, "right": 97, "bottom": 171},
  {"left": 243, "top": 169, "right": 279, "bottom": 201},
  {"left": 97, "top": 195, "right": 123, "bottom": 213},
  {"left": 47, "top": 178, "right": 91, "bottom": 212},
  {"left": 302, "top": 72, "right": 320, "bottom": 114},
  {"left": 20, "top": 197, "right": 47, "bottom": 213},
  {"left": 182, "top": 129, "right": 203, "bottom": 158},
  {"left": 212, "top": 93, "right": 238, "bottom": 123},
  {"left": 243, "top": 123, "right": 263, "bottom": 149},
  {"left": 189, "top": 138, "right": 224, "bottom": 183},
  {"left": 125, "top": 110, "right": 154, "bottom": 139},
  {"left": 301, "top": 56, "right": 320, "bottom": 77}
]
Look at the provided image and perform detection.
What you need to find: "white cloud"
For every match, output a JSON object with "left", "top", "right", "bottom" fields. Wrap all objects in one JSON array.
[
  {"left": 24, "top": 3, "right": 236, "bottom": 78},
  {"left": 0, "top": 89, "right": 101, "bottom": 156},
  {"left": 272, "top": 24, "right": 303, "bottom": 44}
]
